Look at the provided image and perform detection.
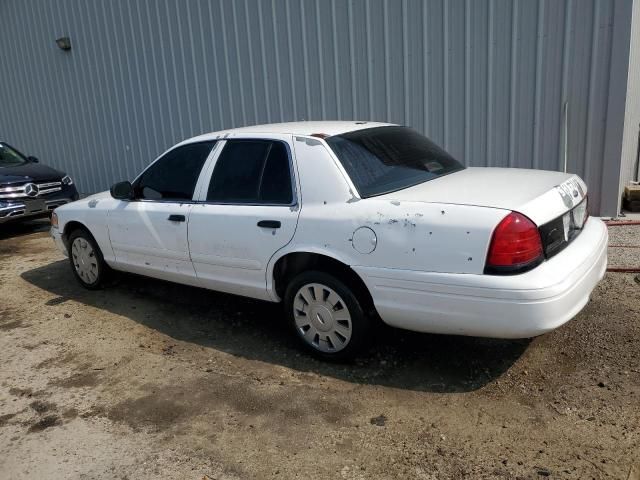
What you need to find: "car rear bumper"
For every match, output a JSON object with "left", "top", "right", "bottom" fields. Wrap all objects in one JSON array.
[{"left": 354, "top": 217, "right": 608, "bottom": 339}]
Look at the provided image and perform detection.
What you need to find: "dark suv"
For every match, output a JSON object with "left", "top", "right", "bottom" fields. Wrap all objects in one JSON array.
[{"left": 0, "top": 142, "right": 79, "bottom": 224}]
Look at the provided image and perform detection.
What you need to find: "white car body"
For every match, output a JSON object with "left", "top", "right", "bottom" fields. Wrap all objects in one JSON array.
[{"left": 51, "top": 121, "right": 608, "bottom": 339}]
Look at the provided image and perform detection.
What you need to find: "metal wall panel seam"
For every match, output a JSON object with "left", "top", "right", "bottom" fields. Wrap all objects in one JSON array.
[
  {"left": 245, "top": 0, "right": 261, "bottom": 124},
  {"left": 49, "top": 0, "right": 87, "bottom": 189},
  {"left": 347, "top": 1, "right": 357, "bottom": 118},
  {"left": 101, "top": 0, "right": 129, "bottom": 182},
  {"left": 403, "top": 0, "right": 410, "bottom": 127},
  {"left": 330, "top": 0, "right": 342, "bottom": 119},
  {"left": 300, "top": 0, "right": 312, "bottom": 120},
  {"left": 123, "top": 1, "right": 153, "bottom": 173},
  {"left": 61, "top": 0, "right": 96, "bottom": 189},
  {"left": 423, "top": 0, "right": 429, "bottom": 135},
  {"left": 205, "top": 2, "right": 227, "bottom": 129},
  {"left": 315, "top": 0, "right": 327, "bottom": 120},
  {"left": 487, "top": 0, "right": 494, "bottom": 166},
  {"left": 464, "top": 0, "right": 471, "bottom": 165},
  {"left": 273, "top": 0, "right": 286, "bottom": 120},
  {"left": 285, "top": 0, "right": 299, "bottom": 121},
  {"left": 75, "top": 0, "right": 109, "bottom": 191},
  {"left": 584, "top": 0, "right": 600, "bottom": 182},
  {"left": 109, "top": 0, "right": 139, "bottom": 180},
  {"left": 532, "top": 0, "right": 545, "bottom": 170},
  {"left": 509, "top": 0, "right": 519, "bottom": 167},
  {"left": 186, "top": 2, "right": 205, "bottom": 131},
  {"left": 383, "top": 0, "right": 391, "bottom": 122},
  {"left": 559, "top": 0, "right": 573, "bottom": 172},
  {"left": 366, "top": 0, "right": 374, "bottom": 119},
  {"left": 231, "top": 0, "right": 249, "bottom": 125},
  {"left": 19, "top": 1, "right": 46, "bottom": 160},
  {"left": 219, "top": 1, "right": 236, "bottom": 126},
  {"left": 153, "top": 1, "right": 178, "bottom": 143},
  {"left": 23, "top": 1, "right": 53, "bottom": 169},
  {"left": 0, "top": 3, "right": 23, "bottom": 150},
  {"left": 443, "top": 0, "right": 450, "bottom": 150},
  {"left": 196, "top": 1, "right": 214, "bottom": 130}
]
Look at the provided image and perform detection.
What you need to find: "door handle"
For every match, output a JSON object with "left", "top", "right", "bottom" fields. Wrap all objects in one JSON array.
[
  {"left": 257, "top": 220, "right": 281, "bottom": 229},
  {"left": 168, "top": 214, "right": 186, "bottom": 222}
]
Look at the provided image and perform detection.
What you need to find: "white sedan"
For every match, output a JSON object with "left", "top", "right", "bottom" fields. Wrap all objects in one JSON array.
[{"left": 51, "top": 122, "right": 608, "bottom": 359}]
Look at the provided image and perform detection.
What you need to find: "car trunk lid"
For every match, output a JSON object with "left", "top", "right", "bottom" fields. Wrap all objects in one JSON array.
[{"left": 378, "top": 167, "right": 587, "bottom": 226}]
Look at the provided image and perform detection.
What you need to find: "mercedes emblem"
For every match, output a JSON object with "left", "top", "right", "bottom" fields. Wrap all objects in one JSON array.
[{"left": 24, "top": 183, "right": 39, "bottom": 197}]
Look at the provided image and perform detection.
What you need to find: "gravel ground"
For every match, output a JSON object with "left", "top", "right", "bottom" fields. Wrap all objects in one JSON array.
[
  {"left": 0, "top": 219, "right": 639, "bottom": 479},
  {"left": 607, "top": 224, "right": 640, "bottom": 270}
]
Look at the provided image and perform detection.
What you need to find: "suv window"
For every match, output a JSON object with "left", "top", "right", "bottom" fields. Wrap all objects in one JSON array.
[
  {"left": 0, "top": 143, "right": 28, "bottom": 167},
  {"left": 207, "top": 140, "right": 293, "bottom": 204},
  {"left": 134, "top": 141, "right": 215, "bottom": 201},
  {"left": 326, "top": 126, "right": 465, "bottom": 198}
]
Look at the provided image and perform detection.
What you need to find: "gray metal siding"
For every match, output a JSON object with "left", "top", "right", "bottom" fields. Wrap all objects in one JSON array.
[
  {"left": 621, "top": 0, "right": 640, "bottom": 198},
  {"left": 0, "top": 0, "right": 633, "bottom": 215}
]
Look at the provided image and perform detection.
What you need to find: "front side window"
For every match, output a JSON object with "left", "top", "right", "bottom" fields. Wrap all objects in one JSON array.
[
  {"left": 134, "top": 141, "right": 215, "bottom": 201},
  {"left": 0, "top": 143, "right": 28, "bottom": 168},
  {"left": 326, "top": 126, "right": 465, "bottom": 198},
  {"left": 207, "top": 140, "right": 293, "bottom": 205}
]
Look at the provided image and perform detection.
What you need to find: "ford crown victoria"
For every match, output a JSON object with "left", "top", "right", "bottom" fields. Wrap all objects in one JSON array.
[{"left": 50, "top": 122, "right": 608, "bottom": 359}]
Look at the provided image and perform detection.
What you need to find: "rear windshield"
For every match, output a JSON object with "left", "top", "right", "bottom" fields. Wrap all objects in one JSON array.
[
  {"left": 326, "top": 126, "right": 465, "bottom": 198},
  {"left": 0, "top": 143, "right": 28, "bottom": 168}
]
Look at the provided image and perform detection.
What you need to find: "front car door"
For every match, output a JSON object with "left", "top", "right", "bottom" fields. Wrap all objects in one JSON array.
[
  {"left": 107, "top": 141, "right": 216, "bottom": 285},
  {"left": 188, "top": 134, "right": 300, "bottom": 300}
]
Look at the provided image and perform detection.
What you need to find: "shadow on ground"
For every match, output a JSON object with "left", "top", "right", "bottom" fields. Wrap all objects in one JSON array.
[
  {"left": 21, "top": 260, "right": 529, "bottom": 393},
  {"left": 0, "top": 219, "right": 50, "bottom": 240}
]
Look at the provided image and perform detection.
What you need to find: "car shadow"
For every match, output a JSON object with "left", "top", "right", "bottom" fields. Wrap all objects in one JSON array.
[
  {"left": 0, "top": 218, "right": 51, "bottom": 240},
  {"left": 21, "top": 260, "right": 530, "bottom": 393}
]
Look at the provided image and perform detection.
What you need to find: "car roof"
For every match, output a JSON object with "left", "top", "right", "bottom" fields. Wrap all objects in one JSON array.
[{"left": 184, "top": 121, "right": 396, "bottom": 143}]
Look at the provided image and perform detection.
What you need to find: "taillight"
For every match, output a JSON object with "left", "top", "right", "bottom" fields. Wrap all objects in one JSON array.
[{"left": 485, "top": 212, "right": 543, "bottom": 274}]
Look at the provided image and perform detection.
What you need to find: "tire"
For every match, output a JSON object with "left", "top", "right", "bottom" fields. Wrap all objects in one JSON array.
[
  {"left": 67, "top": 228, "right": 108, "bottom": 290},
  {"left": 284, "top": 270, "right": 372, "bottom": 360}
]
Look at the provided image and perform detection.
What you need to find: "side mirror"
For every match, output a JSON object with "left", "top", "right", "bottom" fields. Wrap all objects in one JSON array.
[
  {"left": 28, "top": 156, "right": 39, "bottom": 163},
  {"left": 110, "top": 181, "right": 133, "bottom": 200}
]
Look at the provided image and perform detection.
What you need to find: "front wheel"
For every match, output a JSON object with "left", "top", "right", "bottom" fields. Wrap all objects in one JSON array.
[
  {"left": 284, "top": 271, "right": 371, "bottom": 360},
  {"left": 68, "top": 229, "right": 108, "bottom": 290}
]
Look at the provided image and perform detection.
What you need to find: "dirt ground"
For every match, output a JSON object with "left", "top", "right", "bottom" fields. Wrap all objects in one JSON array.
[{"left": 1, "top": 219, "right": 639, "bottom": 480}]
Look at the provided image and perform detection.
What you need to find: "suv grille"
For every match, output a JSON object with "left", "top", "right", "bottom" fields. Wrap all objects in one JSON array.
[{"left": 0, "top": 181, "right": 62, "bottom": 199}]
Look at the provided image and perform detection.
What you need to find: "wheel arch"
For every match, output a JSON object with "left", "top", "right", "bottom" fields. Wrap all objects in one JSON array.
[
  {"left": 269, "top": 249, "right": 376, "bottom": 316},
  {"left": 61, "top": 220, "right": 97, "bottom": 251}
]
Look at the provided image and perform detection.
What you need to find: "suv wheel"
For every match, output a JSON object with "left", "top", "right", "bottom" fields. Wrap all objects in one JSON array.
[
  {"left": 68, "top": 229, "right": 108, "bottom": 290},
  {"left": 284, "top": 271, "right": 371, "bottom": 360}
]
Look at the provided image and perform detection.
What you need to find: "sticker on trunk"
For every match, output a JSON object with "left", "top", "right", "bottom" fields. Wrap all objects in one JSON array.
[{"left": 556, "top": 178, "right": 584, "bottom": 210}]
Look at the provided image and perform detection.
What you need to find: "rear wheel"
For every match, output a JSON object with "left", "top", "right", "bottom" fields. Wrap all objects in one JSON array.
[
  {"left": 284, "top": 271, "right": 371, "bottom": 360},
  {"left": 68, "top": 229, "right": 108, "bottom": 289}
]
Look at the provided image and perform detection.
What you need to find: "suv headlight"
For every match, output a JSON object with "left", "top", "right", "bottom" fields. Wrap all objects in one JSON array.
[{"left": 62, "top": 175, "right": 73, "bottom": 185}]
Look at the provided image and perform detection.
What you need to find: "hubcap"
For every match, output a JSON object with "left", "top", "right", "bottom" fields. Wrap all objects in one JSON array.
[
  {"left": 293, "top": 283, "right": 352, "bottom": 353},
  {"left": 71, "top": 237, "right": 99, "bottom": 284}
]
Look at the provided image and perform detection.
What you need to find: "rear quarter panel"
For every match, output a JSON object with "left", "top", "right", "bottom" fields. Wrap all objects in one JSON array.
[
  {"left": 267, "top": 137, "right": 510, "bottom": 300},
  {"left": 291, "top": 199, "right": 508, "bottom": 275}
]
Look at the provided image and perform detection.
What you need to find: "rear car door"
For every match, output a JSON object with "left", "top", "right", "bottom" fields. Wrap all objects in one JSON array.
[
  {"left": 188, "top": 134, "right": 300, "bottom": 300},
  {"left": 106, "top": 141, "right": 216, "bottom": 284}
]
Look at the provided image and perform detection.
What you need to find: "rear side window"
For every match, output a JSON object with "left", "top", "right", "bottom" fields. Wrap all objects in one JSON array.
[
  {"left": 207, "top": 140, "right": 293, "bottom": 205},
  {"left": 134, "top": 141, "right": 215, "bottom": 201},
  {"left": 326, "top": 126, "right": 464, "bottom": 197}
]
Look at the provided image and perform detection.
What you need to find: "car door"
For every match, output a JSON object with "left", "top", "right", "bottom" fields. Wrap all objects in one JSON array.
[
  {"left": 107, "top": 141, "right": 216, "bottom": 285},
  {"left": 188, "top": 134, "right": 300, "bottom": 300}
]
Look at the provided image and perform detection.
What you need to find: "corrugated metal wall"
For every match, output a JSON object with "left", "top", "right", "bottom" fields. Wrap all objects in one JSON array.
[
  {"left": 0, "top": 0, "right": 635, "bottom": 215},
  {"left": 621, "top": 0, "right": 640, "bottom": 200}
]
